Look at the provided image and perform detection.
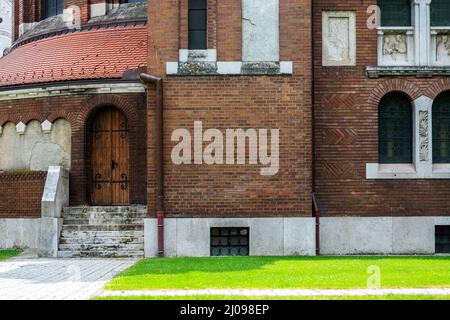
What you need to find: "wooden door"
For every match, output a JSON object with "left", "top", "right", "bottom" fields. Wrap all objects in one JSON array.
[{"left": 90, "top": 108, "right": 130, "bottom": 205}]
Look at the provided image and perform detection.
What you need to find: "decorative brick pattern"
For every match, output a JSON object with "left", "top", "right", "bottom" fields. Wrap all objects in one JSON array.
[
  {"left": 314, "top": 0, "right": 450, "bottom": 216},
  {"left": 0, "top": 171, "right": 46, "bottom": 218}
]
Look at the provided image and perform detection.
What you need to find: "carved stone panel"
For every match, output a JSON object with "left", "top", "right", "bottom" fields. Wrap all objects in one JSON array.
[
  {"left": 419, "top": 110, "right": 429, "bottom": 162},
  {"left": 382, "top": 33, "right": 408, "bottom": 64},
  {"left": 322, "top": 11, "right": 356, "bottom": 66},
  {"left": 435, "top": 33, "right": 450, "bottom": 65}
]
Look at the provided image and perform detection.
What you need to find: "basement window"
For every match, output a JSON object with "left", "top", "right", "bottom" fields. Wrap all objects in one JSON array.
[
  {"left": 210, "top": 227, "right": 249, "bottom": 256},
  {"left": 435, "top": 226, "right": 450, "bottom": 253}
]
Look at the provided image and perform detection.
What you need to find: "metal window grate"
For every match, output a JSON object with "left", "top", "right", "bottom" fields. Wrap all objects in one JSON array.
[
  {"left": 433, "top": 92, "right": 450, "bottom": 163},
  {"left": 188, "top": 0, "right": 207, "bottom": 49},
  {"left": 436, "top": 226, "right": 450, "bottom": 254},
  {"left": 378, "top": 0, "right": 411, "bottom": 27},
  {"left": 431, "top": 0, "right": 450, "bottom": 27},
  {"left": 210, "top": 227, "right": 249, "bottom": 256},
  {"left": 379, "top": 92, "right": 413, "bottom": 164}
]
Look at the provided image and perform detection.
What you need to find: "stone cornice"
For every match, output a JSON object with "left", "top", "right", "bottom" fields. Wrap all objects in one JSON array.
[
  {"left": 367, "top": 66, "right": 450, "bottom": 78},
  {"left": 0, "top": 81, "right": 146, "bottom": 101}
]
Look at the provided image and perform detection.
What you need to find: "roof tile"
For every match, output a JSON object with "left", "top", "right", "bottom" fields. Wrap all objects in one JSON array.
[{"left": 0, "top": 27, "right": 148, "bottom": 87}]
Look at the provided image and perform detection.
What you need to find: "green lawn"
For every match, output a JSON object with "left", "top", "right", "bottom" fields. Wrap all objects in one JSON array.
[
  {"left": 96, "top": 294, "right": 450, "bottom": 301},
  {"left": 0, "top": 249, "right": 22, "bottom": 261},
  {"left": 105, "top": 256, "right": 450, "bottom": 291}
]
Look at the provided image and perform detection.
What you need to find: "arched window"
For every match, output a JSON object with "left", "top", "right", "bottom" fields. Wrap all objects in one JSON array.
[
  {"left": 433, "top": 91, "right": 450, "bottom": 163},
  {"left": 431, "top": 0, "right": 450, "bottom": 27},
  {"left": 378, "top": 0, "right": 411, "bottom": 27},
  {"left": 379, "top": 92, "right": 413, "bottom": 163},
  {"left": 41, "top": 0, "right": 64, "bottom": 19}
]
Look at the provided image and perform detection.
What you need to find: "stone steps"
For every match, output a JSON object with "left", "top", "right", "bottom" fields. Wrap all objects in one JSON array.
[
  {"left": 61, "top": 224, "right": 143, "bottom": 232},
  {"left": 62, "top": 218, "right": 144, "bottom": 225},
  {"left": 62, "top": 206, "right": 147, "bottom": 215},
  {"left": 58, "top": 206, "right": 146, "bottom": 258},
  {"left": 59, "top": 243, "right": 144, "bottom": 251},
  {"left": 59, "top": 236, "right": 144, "bottom": 245},
  {"left": 57, "top": 250, "right": 144, "bottom": 259}
]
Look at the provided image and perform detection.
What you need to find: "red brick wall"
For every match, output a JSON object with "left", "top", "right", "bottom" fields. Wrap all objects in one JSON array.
[
  {"left": 217, "top": 0, "right": 241, "bottom": 61},
  {"left": 0, "top": 92, "right": 148, "bottom": 208},
  {"left": 147, "top": 0, "right": 313, "bottom": 218},
  {"left": 314, "top": 0, "right": 450, "bottom": 216},
  {"left": 0, "top": 171, "right": 46, "bottom": 218}
]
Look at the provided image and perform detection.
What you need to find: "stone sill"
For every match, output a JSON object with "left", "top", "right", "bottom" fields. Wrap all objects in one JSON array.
[
  {"left": 366, "top": 163, "right": 450, "bottom": 179},
  {"left": 166, "top": 61, "right": 293, "bottom": 76},
  {"left": 367, "top": 66, "right": 450, "bottom": 78}
]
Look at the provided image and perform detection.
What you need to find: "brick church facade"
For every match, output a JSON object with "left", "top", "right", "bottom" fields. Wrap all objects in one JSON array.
[{"left": 0, "top": 0, "right": 449, "bottom": 257}]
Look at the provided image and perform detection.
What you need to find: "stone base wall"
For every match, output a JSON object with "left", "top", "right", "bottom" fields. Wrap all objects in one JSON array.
[
  {"left": 0, "top": 171, "right": 46, "bottom": 218},
  {"left": 0, "top": 218, "right": 39, "bottom": 248},
  {"left": 144, "top": 217, "right": 316, "bottom": 257},
  {"left": 320, "top": 217, "right": 450, "bottom": 255},
  {"left": 144, "top": 216, "right": 450, "bottom": 257}
]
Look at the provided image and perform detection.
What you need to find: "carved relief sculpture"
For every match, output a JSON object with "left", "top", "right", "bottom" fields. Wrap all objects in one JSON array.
[
  {"left": 436, "top": 34, "right": 450, "bottom": 65},
  {"left": 419, "top": 111, "right": 429, "bottom": 162},
  {"left": 382, "top": 33, "right": 407, "bottom": 63}
]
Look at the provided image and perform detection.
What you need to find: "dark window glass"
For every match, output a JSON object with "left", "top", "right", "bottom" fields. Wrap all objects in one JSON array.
[
  {"left": 126, "top": 0, "right": 147, "bottom": 3},
  {"left": 431, "top": 0, "right": 450, "bottom": 26},
  {"left": 211, "top": 228, "right": 249, "bottom": 256},
  {"left": 433, "top": 91, "right": 450, "bottom": 163},
  {"left": 41, "top": 0, "right": 64, "bottom": 19},
  {"left": 378, "top": 0, "right": 411, "bottom": 27},
  {"left": 379, "top": 92, "right": 413, "bottom": 163},
  {"left": 189, "top": 0, "right": 207, "bottom": 49},
  {"left": 436, "top": 226, "right": 450, "bottom": 254}
]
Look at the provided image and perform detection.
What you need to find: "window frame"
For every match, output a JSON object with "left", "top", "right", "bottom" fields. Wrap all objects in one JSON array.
[
  {"left": 188, "top": 0, "right": 207, "bottom": 50},
  {"left": 432, "top": 91, "right": 450, "bottom": 163},
  {"left": 378, "top": 0, "right": 412, "bottom": 27},
  {"left": 41, "top": 0, "right": 64, "bottom": 20},
  {"left": 378, "top": 92, "right": 414, "bottom": 164}
]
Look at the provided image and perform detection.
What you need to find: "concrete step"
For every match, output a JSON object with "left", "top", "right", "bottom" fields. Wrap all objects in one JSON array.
[
  {"left": 60, "top": 230, "right": 144, "bottom": 238},
  {"left": 62, "top": 206, "right": 147, "bottom": 216},
  {"left": 59, "top": 236, "right": 144, "bottom": 245},
  {"left": 62, "top": 218, "right": 144, "bottom": 226},
  {"left": 58, "top": 243, "right": 144, "bottom": 251},
  {"left": 57, "top": 250, "right": 144, "bottom": 259},
  {"left": 61, "top": 224, "right": 143, "bottom": 232}
]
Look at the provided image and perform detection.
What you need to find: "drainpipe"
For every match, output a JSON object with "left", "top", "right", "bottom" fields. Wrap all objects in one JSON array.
[
  {"left": 140, "top": 73, "right": 165, "bottom": 258},
  {"left": 311, "top": 0, "right": 320, "bottom": 255}
]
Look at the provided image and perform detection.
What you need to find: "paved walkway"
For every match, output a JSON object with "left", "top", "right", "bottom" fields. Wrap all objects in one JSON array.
[
  {"left": 0, "top": 251, "right": 135, "bottom": 300},
  {"left": 97, "top": 288, "right": 450, "bottom": 298}
]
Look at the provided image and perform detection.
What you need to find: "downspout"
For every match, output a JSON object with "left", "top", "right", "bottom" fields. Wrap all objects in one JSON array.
[
  {"left": 140, "top": 73, "right": 165, "bottom": 258},
  {"left": 311, "top": 0, "right": 320, "bottom": 255}
]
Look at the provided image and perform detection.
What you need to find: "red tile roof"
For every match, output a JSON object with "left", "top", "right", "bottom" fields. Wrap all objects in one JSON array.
[{"left": 0, "top": 27, "right": 147, "bottom": 87}]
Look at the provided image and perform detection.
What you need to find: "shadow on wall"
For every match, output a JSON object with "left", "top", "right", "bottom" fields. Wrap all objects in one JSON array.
[{"left": 0, "top": 119, "right": 71, "bottom": 171}]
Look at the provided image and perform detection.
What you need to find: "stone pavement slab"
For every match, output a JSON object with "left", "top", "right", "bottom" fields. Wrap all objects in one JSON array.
[{"left": 0, "top": 251, "right": 135, "bottom": 300}]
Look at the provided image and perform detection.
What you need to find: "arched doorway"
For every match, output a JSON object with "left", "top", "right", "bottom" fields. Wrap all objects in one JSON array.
[{"left": 88, "top": 106, "right": 130, "bottom": 205}]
